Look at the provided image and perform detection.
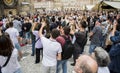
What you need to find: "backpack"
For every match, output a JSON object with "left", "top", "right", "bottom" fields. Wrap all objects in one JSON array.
[
  {"left": 75, "top": 31, "right": 87, "bottom": 49},
  {"left": 62, "top": 36, "right": 74, "bottom": 60}
]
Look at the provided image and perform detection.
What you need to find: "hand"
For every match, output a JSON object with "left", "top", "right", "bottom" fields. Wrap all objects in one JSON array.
[
  {"left": 34, "top": 22, "right": 38, "bottom": 25},
  {"left": 41, "top": 21, "right": 46, "bottom": 28},
  {"left": 112, "top": 22, "right": 117, "bottom": 36},
  {"left": 113, "top": 22, "right": 117, "bottom": 30}
]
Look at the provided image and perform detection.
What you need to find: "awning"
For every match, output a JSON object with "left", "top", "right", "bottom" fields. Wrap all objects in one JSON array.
[
  {"left": 86, "top": 5, "right": 95, "bottom": 10},
  {"left": 104, "top": 1, "right": 120, "bottom": 9},
  {"left": 92, "top": 1, "right": 120, "bottom": 10}
]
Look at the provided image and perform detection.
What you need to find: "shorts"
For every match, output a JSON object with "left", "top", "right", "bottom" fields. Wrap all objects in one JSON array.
[{"left": 15, "top": 43, "right": 21, "bottom": 51}]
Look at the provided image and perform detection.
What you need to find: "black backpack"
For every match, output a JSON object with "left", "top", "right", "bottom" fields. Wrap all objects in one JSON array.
[
  {"left": 75, "top": 31, "right": 87, "bottom": 49},
  {"left": 62, "top": 36, "right": 74, "bottom": 60}
]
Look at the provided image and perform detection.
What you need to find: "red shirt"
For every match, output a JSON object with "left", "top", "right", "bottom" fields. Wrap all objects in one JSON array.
[{"left": 56, "top": 36, "right": 65, "bottom": 47}]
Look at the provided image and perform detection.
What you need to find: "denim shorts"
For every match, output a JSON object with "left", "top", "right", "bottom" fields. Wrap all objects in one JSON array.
[{"left": 15, "top": 43, "right": 21, "bottom": 51}]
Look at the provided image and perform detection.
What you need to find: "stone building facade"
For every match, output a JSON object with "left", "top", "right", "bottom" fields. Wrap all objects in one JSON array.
[
  {"left": 0, "top": 0, "right": 35, "bottom": 17},
  {"left": 34, "top": 0, "right": 98, "bottom": 12},
  {"left": 18, "top": 0, "right": 35, "bottom": 15}
]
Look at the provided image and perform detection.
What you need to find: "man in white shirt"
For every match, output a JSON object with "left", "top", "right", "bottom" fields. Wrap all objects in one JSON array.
[
  {"left": 5, "top": 22, "right": 22, "bottom": 59},
  {"left": 39, "top": 21, "right": 62, "bottom": 73}
]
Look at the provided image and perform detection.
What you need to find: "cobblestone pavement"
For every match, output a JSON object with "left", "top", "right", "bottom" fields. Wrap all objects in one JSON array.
[{"left": 19, "top": 41, "right": 90, "bottom": 73}]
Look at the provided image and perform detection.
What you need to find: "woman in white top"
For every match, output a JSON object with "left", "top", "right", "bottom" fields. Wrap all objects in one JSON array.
[{"left": 0, "top": 33, "right": 22, "bottom": 73}]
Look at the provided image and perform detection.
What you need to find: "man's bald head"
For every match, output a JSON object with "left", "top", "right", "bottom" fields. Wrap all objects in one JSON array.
[{"left": 74, "top": 55, "right": 98, "bottom": 73}]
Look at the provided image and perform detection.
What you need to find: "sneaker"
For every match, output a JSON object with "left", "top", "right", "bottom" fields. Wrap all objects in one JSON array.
[
  {"left": 72, "top": 71, "right": 76, "bottom": 73},
  {"left": 71, "top": 63, "right": 75, "bottom": 66},
  {"left": 21, "top": 57, "right": 26, "bottom": 61},
  {"left": 35, "top": 61, "right": 40, "bottom": 64},
  {"left": 31, "top": 54, "right": 34, "bottom": 56}
]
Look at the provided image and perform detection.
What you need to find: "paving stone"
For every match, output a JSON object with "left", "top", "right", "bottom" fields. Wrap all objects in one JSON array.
[{"left": 19, "top": 41, "right": 90, "bottom": 73}]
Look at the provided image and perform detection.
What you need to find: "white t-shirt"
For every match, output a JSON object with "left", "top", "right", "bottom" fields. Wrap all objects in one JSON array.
[
  {"left": 98, "top": 67, "right": 110, "bottom": 73},
  {"left": 0, "top": 49, "right": 21, "bottom": 73},
  {"left": 41, "top": 36, "right": 62, "bottom": 66},
  {"left": 5, "top": 27, "right": 19, "bottom": 44}
]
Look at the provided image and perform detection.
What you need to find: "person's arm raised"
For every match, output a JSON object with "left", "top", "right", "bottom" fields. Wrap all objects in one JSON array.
[
  {"left": 32, "top": 22, "right": 38, "bottom": 32},
  {"left": 39, "top": 22, "right": 46, "bottom": 37},
  {"left": 111, "top": 23, "right": 117, "bottom": 36}
]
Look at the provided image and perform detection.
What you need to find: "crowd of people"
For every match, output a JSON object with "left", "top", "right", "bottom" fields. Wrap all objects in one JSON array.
[{"left": 0, "top": 10, "right": 120, "bottom": 73}]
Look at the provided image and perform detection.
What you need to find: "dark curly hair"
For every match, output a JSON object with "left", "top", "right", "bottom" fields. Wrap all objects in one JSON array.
[
  {"left": 0, "top": 33, "right": 14, "bottom": 56},
  {"left": 63, "top": 26, "right": 70, "bottom": 35},
  {"left": 80, "top": 21, "right": 87, "bottom": 28},
  {"left": 51, "top": 29, "right": 60, "bottom": 39}
]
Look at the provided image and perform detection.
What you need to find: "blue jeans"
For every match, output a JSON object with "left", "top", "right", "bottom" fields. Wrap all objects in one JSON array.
[
  {"left": 89, "top": 44, "right": 97, "bottom": 54},
  {"left": 25, "top": 32, "right": 31, "bottom": 40},
  {"left": 56, "top": 60, "right": 67, "bottom": 73},
  {"left": 31, "top": 38, "right": 35, "bottom": 55}
]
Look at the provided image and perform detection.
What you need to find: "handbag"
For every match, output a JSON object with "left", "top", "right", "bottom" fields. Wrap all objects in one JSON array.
[
  {"left": 105, "top": 32, "right": 113, "bottom": 46},
  {"left": 0, "top": 53, "right": 12, "bottom": 73}
]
